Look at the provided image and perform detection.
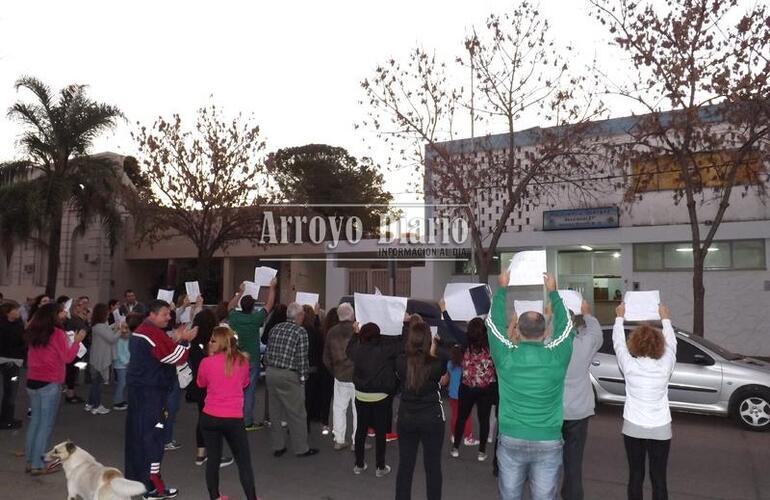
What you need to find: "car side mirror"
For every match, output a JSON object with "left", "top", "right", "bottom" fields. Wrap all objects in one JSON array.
[{"left": 693, "top": 354, "right": 713, "bottom": 366}]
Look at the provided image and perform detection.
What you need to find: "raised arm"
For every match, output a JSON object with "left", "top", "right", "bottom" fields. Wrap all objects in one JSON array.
[
  {"left": 659, "top": 304, "right": 677, "bottom": 371},
  {"left": 612, "top": 303, "right": 633, "bottom": 372},
  {"left": 264, "top": 278, "right": 277, "bottom": 314},
  {"left": 485, "top": 271, "right": 517, "bottom": 352},
  {"left": 580, "top": 301, "right": 603, "bottom": 353},
  {"left": 439, "top": 299, "right": 468, "bottom": 346},
  {"left": 228, "top": 282, "right": 246, "bottom": 311},
  {"left": 543, "top": 274, "right": 575, "bottom": 357}
]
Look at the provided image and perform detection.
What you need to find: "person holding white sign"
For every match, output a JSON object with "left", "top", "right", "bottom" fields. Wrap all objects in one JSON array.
[
  {"left": 227, "top": 279, "right": 277, "bottom": 431},
  {"left": 613, "top": 302, "right": 676, "bottom": 500},
  {"left": 486, "top": 271, "right": 576, "bottom": 500},
  {"left": 561, "top": 300, "right": 603, "bottom": 500}
]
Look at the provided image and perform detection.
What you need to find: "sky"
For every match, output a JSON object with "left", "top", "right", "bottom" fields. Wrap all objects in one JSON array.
[{"left": 0, "top": 0, "right": 625, "bottom": 204}]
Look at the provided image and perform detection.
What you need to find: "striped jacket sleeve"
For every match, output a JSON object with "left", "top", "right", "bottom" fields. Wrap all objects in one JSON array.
[
  {"left": 485, "top": 287, "right": 517, "bottom": 353},
  {"left": 544, "top": 290, "right": 575, "bottom": 361},
  {"left": 151, "top": 331, "right": 190, "bottom": 365}
]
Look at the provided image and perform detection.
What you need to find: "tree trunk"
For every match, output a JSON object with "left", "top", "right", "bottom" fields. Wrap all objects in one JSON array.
[
  {"left": 44, "top": 203, "right": 64, "bottom": 298},
  {"left": 691, "top": 251, "right": 706, "bottom": 337},
  {"left": 476, "top": 249, "right": 492, "bottom": 285}
]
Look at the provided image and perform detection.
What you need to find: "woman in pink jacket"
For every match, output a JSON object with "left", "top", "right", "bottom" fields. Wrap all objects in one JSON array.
[
  {"left": 25, "top": 302, "right": 85, "bottom": 475},
  {"left": 197, "top": 326, "right": 257, "bottom": 500}
]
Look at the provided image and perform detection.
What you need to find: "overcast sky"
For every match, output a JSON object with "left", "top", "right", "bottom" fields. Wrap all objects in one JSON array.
[{"left": 0, "top": 0, "right": 624, "bottom": 203}]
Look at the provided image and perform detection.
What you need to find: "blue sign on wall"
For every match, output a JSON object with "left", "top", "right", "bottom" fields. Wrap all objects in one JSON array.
[{"left": 543, "top": 207, "right": 620, "bottom": 231}]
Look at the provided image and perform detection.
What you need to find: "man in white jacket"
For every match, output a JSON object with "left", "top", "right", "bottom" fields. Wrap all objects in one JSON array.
[{"left": 561, "top": 301, "right": 603, "bottom": 500}]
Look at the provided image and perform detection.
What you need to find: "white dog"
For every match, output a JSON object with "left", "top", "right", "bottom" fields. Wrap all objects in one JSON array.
[{"left": 45, "top": 441, "right": 146, "bottom": 500}]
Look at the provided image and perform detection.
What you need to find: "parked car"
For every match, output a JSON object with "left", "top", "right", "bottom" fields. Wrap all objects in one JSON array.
[{"left": 591, "top": 324, "right": 770, "bottom": 431}]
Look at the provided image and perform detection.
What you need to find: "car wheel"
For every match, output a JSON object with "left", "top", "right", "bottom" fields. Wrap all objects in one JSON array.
[{"left": 735, "top": 391, "right": 770, "bottom": 431}]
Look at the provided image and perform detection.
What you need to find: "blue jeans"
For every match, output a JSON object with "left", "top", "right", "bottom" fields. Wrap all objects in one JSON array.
[
  {"left": 163, "top": 378, "right": 181, "bottom": 445},
  {"left": 87, "top": 368, "right": 105, "bottom": 407},
  {"left": 497, "top": 435, "right": 563, "bottom": 500},
  {"left": 25, "top": 383, "right": 62, "bottom": 469},
  {"left": 113, "top": 368, "right": 127, "bottom": 404},
  {"left": 243, "top": 358, "right": 260, "bottom": 426}
]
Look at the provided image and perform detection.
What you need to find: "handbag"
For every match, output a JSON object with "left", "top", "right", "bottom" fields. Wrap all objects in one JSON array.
[{"left": 176, "top": 362, "right": 193, "bottom": 389}]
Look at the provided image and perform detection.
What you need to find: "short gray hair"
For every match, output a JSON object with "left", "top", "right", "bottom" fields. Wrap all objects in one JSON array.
[
  {"left": 287, "top": 302, "right": 303, "bottom": 322},
  {"left": 518, "top": 312, "right": 546, "bottom": 339},
  {"left": 337, "top": 303, "right": 355, "bottom": 322}
]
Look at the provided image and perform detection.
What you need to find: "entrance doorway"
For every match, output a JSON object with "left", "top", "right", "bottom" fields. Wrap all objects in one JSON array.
[{"left": 557, "top": 249, "right": 622, "bottom": 324}]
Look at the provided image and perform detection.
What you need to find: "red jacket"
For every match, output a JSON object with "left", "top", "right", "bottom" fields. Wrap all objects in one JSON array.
[{"left": 27, "top": 328, "right": 80, "bottom": 384}]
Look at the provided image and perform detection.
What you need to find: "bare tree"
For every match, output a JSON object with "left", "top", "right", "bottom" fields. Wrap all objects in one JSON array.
[
  {"left": 130, "top": 103, "right": 271, "bottom": 296},
  {"left": 361, "top": 2, "right": 604, "bottom": 283},
  {"left": 592, "top": 0, "right": 770, "bottom": 336}
]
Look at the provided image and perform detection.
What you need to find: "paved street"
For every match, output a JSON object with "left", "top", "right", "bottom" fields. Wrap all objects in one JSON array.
[{"left": 1, "top": 383, "right": 769, "bottom": 500}]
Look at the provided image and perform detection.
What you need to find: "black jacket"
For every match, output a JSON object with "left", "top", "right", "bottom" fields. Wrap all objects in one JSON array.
[
  {"left": 396, "top": 350, "right": 449, "bottom": 421},
  {"left": 346, "top": 335, "right": 402, "bottom": 395},
  {"left": 0, "top": 317, "right": 26, "bottom": 360}
]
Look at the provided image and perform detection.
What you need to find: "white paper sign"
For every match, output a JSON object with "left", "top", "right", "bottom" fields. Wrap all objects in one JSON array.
[
  {"left": 77, "top": 343, "right": 87, "bottom": 359},
  {"left": 507, "top": 250, "right": 547, "bottom": 286},
  {"left": 514, "top": 300, "right": 544, "bottom": 316},
  {"left": 112, "top": 309, "right": 124, "bottom": 325},
  {"left": 242, "top": 281, "right": 260, "bottom": 299},
  {"left": 624, "top": 290, "right": 661, "bottom": 321},
  {"left": 254, "top": 266, "right": 278, "bottom": 287},
  {"left": 178, "top": 307, "right": 192, "bottom": 324},
  {"left": 444, "top": 283, "right": 481, "bottom": 321},
  {"left": 430, "top": 325, "right": 438, "bottom": 338},
  {"left": 295, "top": 292, "right": 319, "bottom": 307},
  {"left": 558, "top": 290, "right": 583, "bottom": 315},
  {"left": 185, "top": 281, "right": 201, "bottom": 302},
  {"left": 354, "top": 292, "right": 408, "bottom": 336},
  {"left": 64, "top": 299, "right": 73, "bottom": 318},
  {"left": 157, "top": 289, "right": 175, "bottom": 304}
]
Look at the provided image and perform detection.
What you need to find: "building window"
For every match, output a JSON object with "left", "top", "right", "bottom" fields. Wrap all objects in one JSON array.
[{"left": 634, "top": 239, "right": 766, "bottom": 271}]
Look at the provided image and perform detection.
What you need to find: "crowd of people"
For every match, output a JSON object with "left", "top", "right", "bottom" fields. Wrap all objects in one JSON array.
[{"left": 0, "top": 271, "right": 679, "bottom": 500}]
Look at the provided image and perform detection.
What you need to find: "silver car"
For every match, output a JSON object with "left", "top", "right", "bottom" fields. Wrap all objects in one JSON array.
[{"left": 590, "top": 324, "right": 770, "bottom": 431}]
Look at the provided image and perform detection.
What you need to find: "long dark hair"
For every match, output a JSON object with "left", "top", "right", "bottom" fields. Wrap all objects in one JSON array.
[
  {"left": 301, "top": 305, "right": 316, "bottom": 334},
  {"left": 91, "top": 303, "right": 109, "bottom": 325},
  {"left": 26, "top": 303, "right": 62, "bottom": 347},
  {"left": 466, "top": 317, "right": 489, "bottom": 353},
  {"left": 29, "top": 294, "right": 50, "bottom": 318},
  {"left": 322, "top": 307, "right": 339, "bottom": 338},
  {"left": 405, "top": 321, "right": 433, "bottom": 392},
  {"left": 193, "top": 308, "right": 218, "bottom": 347},
  {"left": 264, "top": 304, "right": 287, "bottom": 335}
]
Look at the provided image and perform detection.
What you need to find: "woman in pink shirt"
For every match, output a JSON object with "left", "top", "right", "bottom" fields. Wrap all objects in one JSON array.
[
  {"left": 197, "top": 326, "right": 257, "bottom": 500},
  {"left": 25, "top": 303, "right": 85, "bottom": 475}
]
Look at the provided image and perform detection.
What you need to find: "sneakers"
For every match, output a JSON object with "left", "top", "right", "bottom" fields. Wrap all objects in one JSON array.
[
  {"left": 385, "top": 433, "right": 398, "bottom": 442},
  {"left": 367, "top": 428, "right": 375, "bottom": 438},
  {"left": 296, "top": 448, "right": 319, "bottom": 458},
  {"left": 83, "top": 404, "right": 94, "bottom": 412},
  {"left": 333, "top": 441, "right": 349, "bottom": 451},
  {"left": 375, "top": 465, "right": 392, "bottom": 478},
  {"left": 220, "top": 456, "right": 234, "bottom": 468},
  {"left": 477, "top": 452, "right": 488, "bottom": 462},
  {"left": 353, "top": 463, "right": 368, "bottom": 475},
  {"left": 195, "top": 455, "right": 207, "bottom": 466},
  {"left": 450, "top": 448, "right": 459, "bottom": 458},
  {"left": 143, "top": 488, "right": 179, "bottom": 499},
  {"left": 321, "top": 425, "right": 331, "bottom": 436},
  {"left": 91, "top": 405, "right": 110, "bottom": 415},
  {"left": 164, "top": 441, "right": 182, "bottom": 451},
  {"left": 113, "top": 402, "right": 128, "bottom": 411},
  {"left": 245, "top": 423, "right": 264, "bottom": 432},
  {"left": 463, "top": 437, "right": 480, "bottom": 447}
]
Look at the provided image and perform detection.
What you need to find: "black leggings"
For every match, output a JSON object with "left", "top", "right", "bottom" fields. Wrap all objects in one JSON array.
[
  {"left": 453, "top": 383, "right": 496, "bottom": 453},
  {"left": 354, "top": 397, "right": 391, "bottom": 469},
  {"left": 623, "top": 435, "right": 670, "bottom": 500},
  {"left": 200, "top": 413, "right": 257, "bottom": 500},
  {"left": 395, "top": 414, "right": 444, "bottom": 500}
]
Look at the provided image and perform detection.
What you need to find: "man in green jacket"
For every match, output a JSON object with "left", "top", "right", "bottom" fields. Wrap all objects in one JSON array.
[{"left": 485, "top": 271, "right": 575, "bottom": 500}]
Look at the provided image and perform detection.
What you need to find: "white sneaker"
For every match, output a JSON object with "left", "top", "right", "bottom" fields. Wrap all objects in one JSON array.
[
  {"left": 353, "top": 463, "right": 368, "bottom": 475},
  {"left": 91, "top": 405, "right": 110, "bottom": 415},
  {"left": 83, "top": 404, "right": 94, "bottom": 412},
  {"left": 375, "top": 465, "right": 392, "bottom": 478},
  {"left": 478, "top": 452, "right": 488, "bottom": 462},
  {"left": 321, "top": 426, "right": 331, "bottom": 436},
  {"left": 450, "top": 448, "right": 459, "bottom": 458},
  {"left": 464, "top": 437, "right": 480, "bottom": 446}
]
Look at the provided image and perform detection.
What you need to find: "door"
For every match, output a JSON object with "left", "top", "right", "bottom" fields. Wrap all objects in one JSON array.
[
  {"left": 589, "top": 328, "right": 627, "bottom": 397},
  {"left": 667, "top": 338, "right": 723, "bottom": 406}
]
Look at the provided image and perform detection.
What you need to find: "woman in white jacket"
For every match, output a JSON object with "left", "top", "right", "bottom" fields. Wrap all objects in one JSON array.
[{"left": 614, "top": 303, "right": 676, "bottom": 500}]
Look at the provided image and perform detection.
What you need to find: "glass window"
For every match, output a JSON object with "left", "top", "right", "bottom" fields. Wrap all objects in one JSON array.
[
  {"left": 593, "top": 251, "right": 621, "bottom": 275},
  {"left": 675, "top": 339, "right": 713, "bottom": 365},
  {"left": 733, "top": 239, "right": 766, "bottom": 269},
  {"left": 558, "top": 252, "right": 592, "bottom": 275},
  {"left": 664, "top": 242, "right": 731, "bottom": 269},
  {"left": 634, "top": 243, "right": 663, "bottom": 271}
]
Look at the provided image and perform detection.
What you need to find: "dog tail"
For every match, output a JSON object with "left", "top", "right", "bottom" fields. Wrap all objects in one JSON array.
[{"left": 109, "top": 477, "right": 147, "bottom": 496}]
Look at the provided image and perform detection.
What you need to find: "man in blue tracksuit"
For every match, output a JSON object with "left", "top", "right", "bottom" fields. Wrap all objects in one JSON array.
[{"left": 125, "top": 300, "right": 196, "bottom": 500}]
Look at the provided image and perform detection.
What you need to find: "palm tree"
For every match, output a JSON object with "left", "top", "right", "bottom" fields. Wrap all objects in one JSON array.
[{"left": 0, "top": 77, "right": 124, "bottom": 297}]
